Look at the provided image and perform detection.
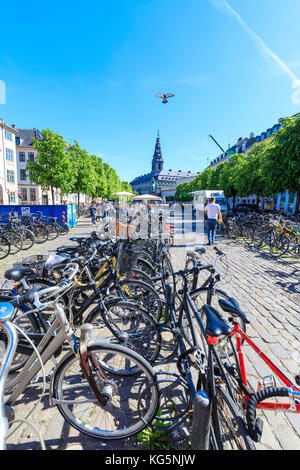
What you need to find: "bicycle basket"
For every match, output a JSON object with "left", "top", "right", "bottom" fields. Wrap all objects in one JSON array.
[{"left": 116, "top": 242, "right": 142, "bottom": 275}]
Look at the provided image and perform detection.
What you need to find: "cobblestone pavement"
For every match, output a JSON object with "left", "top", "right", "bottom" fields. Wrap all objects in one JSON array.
[
  {"left": 170, "top": 227, "right": 300, "bottom": 451},
  {"left": 2, "top": 218, "right": 300, "bottom": 450}
]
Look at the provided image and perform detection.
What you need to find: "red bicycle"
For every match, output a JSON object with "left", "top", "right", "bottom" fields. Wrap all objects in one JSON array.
[{"left": 216, "top": 298, "right": 300, "bottom": 443}]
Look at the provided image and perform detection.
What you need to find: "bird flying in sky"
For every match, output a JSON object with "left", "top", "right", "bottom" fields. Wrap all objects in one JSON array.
[{"left": 156, "top": 93, "right": 175, "bottom": 103}]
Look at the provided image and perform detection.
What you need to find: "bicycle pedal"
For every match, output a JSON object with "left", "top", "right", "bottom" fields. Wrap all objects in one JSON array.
[{"left": 257, "top": 375, "right": 276, "bottom": 392}]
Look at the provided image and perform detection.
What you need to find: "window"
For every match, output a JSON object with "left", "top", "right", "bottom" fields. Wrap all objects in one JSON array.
[
  {"left": 30, "top": 188, "right": 36, "bottom": 202},
  {"left": 19, "top": 152, "right": 25, "bottom": 162},
  {"left": 5, "top": 149, "right": 14, "bottom": 162},
  {"left": 8, "top": 192, "right": 16, "bottom": 204},
  {"left": 28, "top": 152, "right": 35, "bottom": 162},
  {"left": 15, "top": 137, "right": 20, "bottom": 145},
  {"left": 20, "top": 169, "right": 26, "bottom": 181},
  {"left": 5, "top": 130, "right": 12, "bottom": 141},
  {"left": 7, "top": 170, "right": 15, "bottom": 183},
  {"left": 21, "top": 188, "right": 27, "bottom": 201}
]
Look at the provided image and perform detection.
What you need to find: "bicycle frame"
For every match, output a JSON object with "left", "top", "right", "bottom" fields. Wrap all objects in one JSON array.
[
  {"left": 6, "top": 301, "right": 79, "bottom": 406},
  {"left": 229, "top": 323, "right": 300, "bottom": 412}
]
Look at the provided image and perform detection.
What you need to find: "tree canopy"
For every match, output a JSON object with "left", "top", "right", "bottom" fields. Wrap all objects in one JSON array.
[
  {"left": 27, "top": 129, "right": 132, "bottom": 203},
  {"left": 175, "top": 114, "right": 300, "bottom": 211}
]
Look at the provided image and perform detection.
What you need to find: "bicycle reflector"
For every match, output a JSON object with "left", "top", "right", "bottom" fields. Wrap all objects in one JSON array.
[{"left": 207, "top": 335, "right": 219, "bottom": 345}]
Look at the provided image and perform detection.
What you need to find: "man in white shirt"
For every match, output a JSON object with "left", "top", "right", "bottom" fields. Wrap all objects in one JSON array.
[{"left": 204, "top": 197, "right": 222, "bottom": 245}]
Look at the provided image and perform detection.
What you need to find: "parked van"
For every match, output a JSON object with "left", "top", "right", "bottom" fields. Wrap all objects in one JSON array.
[{"left": 190, "top": 190, "right": 228, "bottom": 212}]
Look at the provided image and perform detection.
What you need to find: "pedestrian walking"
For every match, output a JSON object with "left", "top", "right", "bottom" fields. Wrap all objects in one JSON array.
[
  {"left": 96, "top": 202, "right": 105, "bottom": 221},
  {"left": 89, "top": 200, "right": 97, "bottom": 225},
  {"left": 104, "top": 200, "right": 110, "bottom": 218},
  {"left": 204, "top": 196, "right": 222, "bottom": 245}
]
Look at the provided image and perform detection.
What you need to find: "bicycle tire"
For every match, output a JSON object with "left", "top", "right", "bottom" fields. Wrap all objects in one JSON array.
[
  {"left": 212, "top": 386, "right": 256, "bottom": 450},
  {"left": 85, "top": 300, "right": 161, "bottom": 366},
  {"left": 0, "top": 234, "right": 10, "bottom": 259},
  {"left": 109, "top": 278, "right": 163, "bottom": 322},
  {"left": 3, "top": 230, "right": 23, "bottom": 254},
  {"left": 270, "top": 235, "right": 290, "bottom": 258},
  {"left": 52, "top": 342, "right": 159, "bottom": 440},
  {"left": 20, "top": 229, "right": 35, "bottom": 251}
]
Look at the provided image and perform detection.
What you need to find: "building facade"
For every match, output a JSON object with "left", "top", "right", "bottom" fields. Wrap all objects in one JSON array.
[
  {"left": 130, "top": 134, "right": 199, "bottom": 201},
  {"left": 0, "top": 119, "right": 19, "bottom": 205},
  {"left": 15, "top": 127, "right": 55, "bottom": 205},
  {"left": 207, "top": 117, "right": 297, "bottom": 211}
]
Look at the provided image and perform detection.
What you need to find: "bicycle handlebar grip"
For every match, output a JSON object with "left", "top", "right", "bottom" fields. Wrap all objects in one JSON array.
[{"left": 246, "top": 387, "right": 290, "bottom": 442}]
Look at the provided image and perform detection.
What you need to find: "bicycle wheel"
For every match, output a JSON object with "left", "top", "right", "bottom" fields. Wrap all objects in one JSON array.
[
  {"left": 161, "top": 254, "right": 176, "bottom": 292},
  {"left": 212, "top": 386, "right": 255, "bottom": 450},
  {"left": 21, "top": 229, "right": 35, "bottom": 250},
  {"left": 270, "top": 235, "right": 290, "bottom": 258},
  {"left": 0, "top": 234, "right": 10, "bottom": 259},
  {"left": 86, "top": 300, "right": 161, "bottom": 365},
  {"left": 184, "top": 256, "right": 197, "bottom": 290},
  {"left": 241, "top": 227, "right": 254, "bottom": 246},
  {"left": 52, "top": 343, "right": 159, "bottom": 439},
  {"left": 57, "top": 221, "right": 70, "bottom": 235},
  {"left": 33, "top": 226, "right": 49, "bottom": 244},
  {"left": 3, "top": 230, "right": 23, "bottom": 254},
  {"left": 44, "top": 223, "right": 59, "bottom": 241},
  {"left": 110, "top": 279, "right": 163, "bottom": 321}
]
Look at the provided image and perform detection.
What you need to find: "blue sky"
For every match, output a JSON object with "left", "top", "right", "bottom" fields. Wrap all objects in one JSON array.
[{"left": 1, "top": 0, "right": 300, "bottom": 182}]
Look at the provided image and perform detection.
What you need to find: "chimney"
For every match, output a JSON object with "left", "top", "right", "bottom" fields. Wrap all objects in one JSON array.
[{"left": 11, "top": 124, "right": 16, "bottom": 128}]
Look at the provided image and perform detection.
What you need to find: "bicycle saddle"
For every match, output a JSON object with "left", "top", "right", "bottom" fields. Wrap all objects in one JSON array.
[
  {"left": 56, "top": 246, "right": 80, "bottom": 254},
  {"left": 195, "top": 247, "right": 206, "bottom": 254},
  {"left": 218, "top": 298, "right": 250, "bottom": 324},
  {"left": 4, "top": 267, "right": 36, "bottom": 282},
  {"left": 202, "top": 305, "right": 232, "bottom": 338}
]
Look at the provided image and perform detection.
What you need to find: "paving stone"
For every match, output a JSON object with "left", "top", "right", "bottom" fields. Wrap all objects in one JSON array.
[
  {"left": 286, "top": 315, "right": 300, "bottom": 328},
  {"left": 269, "top": 344, "right": 290, "bottom": 360},
  {"left": 273, "top": 427, "right": 300, "bottom": 450},
  {"left": 269, "top": 311, "right": 287, "bottom": 323}
]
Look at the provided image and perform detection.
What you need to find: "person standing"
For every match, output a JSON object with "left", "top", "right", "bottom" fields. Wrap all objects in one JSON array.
[
  {"left": 89, "top": 201, "right": 97, "bottom": 225},
  {"left": 204, "top": 196, "right": 222, "bottom": 245}
]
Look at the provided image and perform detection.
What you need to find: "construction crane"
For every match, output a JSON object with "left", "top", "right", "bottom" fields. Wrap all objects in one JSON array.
[{"left": 208, "top": 134, "right": 225, "bottom": 153}]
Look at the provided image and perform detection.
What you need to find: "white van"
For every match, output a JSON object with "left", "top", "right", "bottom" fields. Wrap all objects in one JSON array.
[{"left": 190, "top": 190, "right": 228, "bottom": 212}]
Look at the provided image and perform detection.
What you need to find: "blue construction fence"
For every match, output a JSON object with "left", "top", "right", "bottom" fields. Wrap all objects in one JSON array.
[{"left": 0, "top": 204, "right": 77, "bottom": 228}]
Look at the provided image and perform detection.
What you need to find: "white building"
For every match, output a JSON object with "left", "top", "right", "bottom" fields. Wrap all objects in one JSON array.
[{"left": 0, "top": 119, "right": 19, "bottom": 204}]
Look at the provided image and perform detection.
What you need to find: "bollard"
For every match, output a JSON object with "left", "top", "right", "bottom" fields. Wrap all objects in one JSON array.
[{"left": 191, "top": 390, "right": 211, "bottom": 450}]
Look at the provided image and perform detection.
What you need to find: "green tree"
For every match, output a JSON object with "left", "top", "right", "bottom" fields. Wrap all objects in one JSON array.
[
  {"left": 90, "top": 154, "right": 108, "bottom": 198},
  {"left": 235, "top": 141, "right": 270, "bottom": 208},
  {"left": 104, "top": 163, "right": 122, "bottom": 199},
  {"left": 218, "top": 154, "right": 244, "bottom": 208},
  {"left": 263, "top": 116, "right": 300, "bottom": 211},
  {"left": 27, "top": 129, "right": 73, "bottom": 204},
  {"left": 68, "top": 141, "right": 97, "bottom": 204}
]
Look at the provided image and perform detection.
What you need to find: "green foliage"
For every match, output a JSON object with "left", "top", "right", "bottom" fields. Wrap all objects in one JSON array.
[
  {"left": 175, "top": 115, "right": 300, "bottom": 210},
  {"left": 68, "top": 141, "right": 97, "bottom": 197},
  {"left": 27, "top": 128, "right": 131, "bottom": 204},
  {"left": 27, "top": 129, "right": 74, "bottom": 203},
  {"left": 137, "top": 409, "right": 175, "bottom": 451}
]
